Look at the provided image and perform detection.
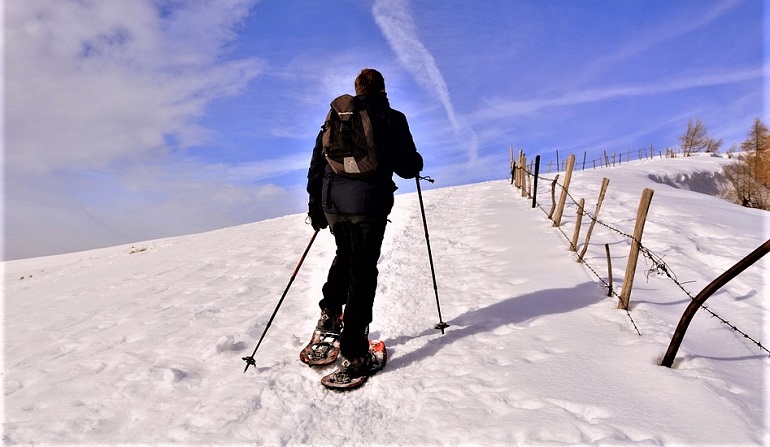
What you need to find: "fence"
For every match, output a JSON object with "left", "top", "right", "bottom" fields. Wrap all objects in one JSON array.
[
  {"left": 509, "top": 148, "right": 770, "bottom": 365},
  {"left": 537, "top": 146, "right": 693, "bottom": 174}
]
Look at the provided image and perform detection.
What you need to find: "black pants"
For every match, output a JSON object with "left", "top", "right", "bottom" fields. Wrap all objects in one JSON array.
[{"left": 319, "top": 213, "right": 387, "bottom": 359}]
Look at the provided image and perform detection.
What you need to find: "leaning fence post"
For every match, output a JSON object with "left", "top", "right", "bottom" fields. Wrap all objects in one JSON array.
[
  {"left": 660, "top": 239, "right": 770, "bottom": 367},
  {"left": 618, "top": 188, "right": 655, "bottom": 310},
  {"left": 553, "top": 154, "right": 576, "bottom": 227},
  {"left": 578, "top": 178, "right": 610, "bottom": 263},
  {"left": 570, "top": 198, "right": 585, "bottom": 252},
  {"left": 548, "top": 174, "right": 560, "bottom": 219}
]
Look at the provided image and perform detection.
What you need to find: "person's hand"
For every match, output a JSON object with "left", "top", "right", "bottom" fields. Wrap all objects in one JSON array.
[{"left": 308, "top": 206, "right": 328, "bottom": 231}]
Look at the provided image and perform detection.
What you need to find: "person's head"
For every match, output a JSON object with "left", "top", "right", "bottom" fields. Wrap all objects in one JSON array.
[{"left": 354, "top": 68, "right": 385, "bottom": 96}]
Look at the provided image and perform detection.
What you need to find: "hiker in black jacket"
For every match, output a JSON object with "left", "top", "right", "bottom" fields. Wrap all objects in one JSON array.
[{"left": 306, "top": 68, "right": 423, "bottom": 378}]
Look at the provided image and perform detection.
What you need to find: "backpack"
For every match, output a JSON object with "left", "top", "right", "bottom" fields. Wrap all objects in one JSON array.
[{"left": 321, "top": 94, "right": 378, "bottom": 178}]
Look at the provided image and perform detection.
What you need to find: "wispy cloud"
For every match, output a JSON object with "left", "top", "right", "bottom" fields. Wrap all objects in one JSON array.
[
  {"left": 477, "top": 66, "right": 765, "bottom": 121},
  {"left": 224, "top": 152, "right": 311, "bottom": 183},
  {"left": 579, "top": 0, "right": 744, "bottom": 82},
  {"left": 371, "top": 0, "right": 479, "bottom": 161}
]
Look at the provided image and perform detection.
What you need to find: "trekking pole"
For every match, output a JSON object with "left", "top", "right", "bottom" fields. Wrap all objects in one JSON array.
[
  {"left": 415, "top": 175, "right": 449, "bottom": 334},
  {"left": 243, "top": 228, "right": 320, "bottom": 373}
]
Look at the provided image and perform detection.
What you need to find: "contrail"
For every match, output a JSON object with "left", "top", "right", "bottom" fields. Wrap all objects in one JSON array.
[{"left": 372, "top": 0, "right": 479, "bottom": 161}]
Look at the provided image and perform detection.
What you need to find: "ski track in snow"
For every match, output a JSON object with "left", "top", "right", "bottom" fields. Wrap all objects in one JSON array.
[{"left": 3, "top": 154, "right": 769, "bottom": 445}]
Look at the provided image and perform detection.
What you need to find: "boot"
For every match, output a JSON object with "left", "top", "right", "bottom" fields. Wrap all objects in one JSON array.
[
  {"left": 316, "top": 308, "right": 342, "bottom": 334},
  {"left": 329, "top": 353, "right": 373, "bottom": 383}
]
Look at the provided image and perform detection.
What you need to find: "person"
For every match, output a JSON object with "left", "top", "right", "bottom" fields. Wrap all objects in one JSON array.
[{"left": 306, "top": 68, "right": 423, "bottom": 379}]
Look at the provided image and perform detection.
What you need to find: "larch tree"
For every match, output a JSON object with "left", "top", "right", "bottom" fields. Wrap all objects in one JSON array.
[{"left": 724, "top": 118, "right": 770, "bottom": 209}]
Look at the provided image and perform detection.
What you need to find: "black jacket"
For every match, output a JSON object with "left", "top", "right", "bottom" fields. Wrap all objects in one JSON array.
[{"left": 307, "top": 92, "right": 423, "bottom": 216}]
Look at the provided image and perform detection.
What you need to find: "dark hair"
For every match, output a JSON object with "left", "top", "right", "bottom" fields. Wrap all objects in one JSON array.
[{"left": 354, "top": 68, "right": 385, "bottom": 96}]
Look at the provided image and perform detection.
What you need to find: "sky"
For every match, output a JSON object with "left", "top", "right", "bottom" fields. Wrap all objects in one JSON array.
[{"left": 4, "top": 0, "right": 766, "bottom": 260}]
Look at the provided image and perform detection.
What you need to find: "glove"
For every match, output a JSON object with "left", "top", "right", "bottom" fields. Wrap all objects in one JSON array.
[{"left": 308, "top": 206, "right": 328, "bottom": 231}]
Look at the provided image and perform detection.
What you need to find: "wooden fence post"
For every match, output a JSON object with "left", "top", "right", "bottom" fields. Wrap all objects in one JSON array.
[
  {"left": 570, "top": 198, "right": 585, "bottom": 252},
  {"left": 578, "top": 178, "right": 610, "bottom": 263},
  {"left": 553, "top": 154, "right": 576, "bottom": 227},
  {"left": 618, "top": 188, "right": 655, "bottom": 310},
  {"left": 548, "top": 174, "right": 560, "bottom": 219},
  {"left": 605, "top": 243, "right": 613, "bottom": 297},
  {"left": 521, "top": 154, "right": 528, "bottom": 197},
  {"left": 513, "top": 150, "right": 519, "bottom": 188},
  {"left": 526, "top": 159, "right": 533, "bottom": 198},
  {"left": 532, "top": 155, "right": 540, "bottom": 208}
]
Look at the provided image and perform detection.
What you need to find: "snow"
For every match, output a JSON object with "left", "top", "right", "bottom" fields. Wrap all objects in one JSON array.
[{"left": 3, "top": 153, "right": 769, "bottom": 446}]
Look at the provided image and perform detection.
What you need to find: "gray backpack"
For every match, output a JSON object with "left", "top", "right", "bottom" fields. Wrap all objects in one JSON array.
[{"left": 321, "top": 94, "right": 378, "bottom": 178}]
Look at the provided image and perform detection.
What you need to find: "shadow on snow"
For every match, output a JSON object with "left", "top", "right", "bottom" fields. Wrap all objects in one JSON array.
[{"left": 384, "top": 282, "right": 606, "bottom": 372}]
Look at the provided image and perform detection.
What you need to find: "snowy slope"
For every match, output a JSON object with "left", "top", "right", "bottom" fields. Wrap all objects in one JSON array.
[{"left": 3, "top": 154, "right": 769, "bottom": 445}]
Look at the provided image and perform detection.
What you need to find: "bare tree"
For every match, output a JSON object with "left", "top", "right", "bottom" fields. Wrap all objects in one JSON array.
[
  {"left": 679, "top": 118, "right": 708, "bottom": 156},
  {"left": 705, "top": 137, "right": 723, "bottom": 154},
  {"left": 679, "top": 118, "right": 723, "bottom": 156}
]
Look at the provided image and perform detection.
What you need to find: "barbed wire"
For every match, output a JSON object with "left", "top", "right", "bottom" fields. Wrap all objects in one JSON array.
[
  {"left": 512, "top": 163, "right": 769, "bottom": 356},
  {"left": 530, "top": 187, "right": 643, "bottom": 336}
]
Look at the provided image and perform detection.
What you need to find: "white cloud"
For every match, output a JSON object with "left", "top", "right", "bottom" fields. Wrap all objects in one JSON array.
[
  {"left": 4, "top": 0, "right": 271, "bottom": 260},
  {"left": 371, "top": 0, "right": 479, "bottom": 162},
  {"left": 225, "top": 152, "right": 311, "bottom": 183},
  {"left": 6, "top": 0, "right": 264, "bottom": 173},
  {"left": 4, "top": 159, "right": 305, "bottom": 260},
  {"left": 476, "top": 66, "right": 765, "bottom": 121}
]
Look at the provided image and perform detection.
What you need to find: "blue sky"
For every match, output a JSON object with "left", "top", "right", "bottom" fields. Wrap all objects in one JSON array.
[{"left": 4, "top": 0, "right": 766, "bottom": 260}]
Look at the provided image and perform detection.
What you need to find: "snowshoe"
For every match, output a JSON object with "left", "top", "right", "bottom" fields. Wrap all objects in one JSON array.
[
  {"left": 321, "top": 340, "right": 387, "bottom": 391},
  {"left": 300, "top": 309, "right": 343, "bottom": 366},
  {"left": 300, "top": 330, "right": 341, "bottom": 366}
]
